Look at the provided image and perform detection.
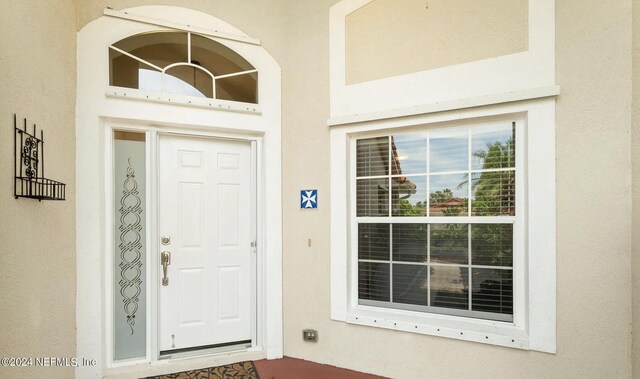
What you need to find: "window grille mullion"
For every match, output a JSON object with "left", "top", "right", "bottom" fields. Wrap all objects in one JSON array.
[
  {"left": 388, "top": 136, "right": 392, "bottom": 303},
  {"left": 468, "top": 125, "right": 472, "bottom": 217},
  {"left": 467, "top": 126, "right": 473, "bottom": 311},
  {"left": 468, "top": 224, "right": 472, "bottom": 311},
  {"left": 387, "top": 136, "right": 392, "bottom": 217},
  {"left": 389, "top": 224, "right": 393, "bottom": 303},
  {"left": 215, "top": 69, "right": 259, "bottom": 80},
  {"left": 187, "top": 32, "right": 192, "bottom": 63},
  {"left": 109, "top": 46, "right": 163, "bottom": 72},
  {"left": 427, "top": 224, "right": 431, "bottom": 307}
]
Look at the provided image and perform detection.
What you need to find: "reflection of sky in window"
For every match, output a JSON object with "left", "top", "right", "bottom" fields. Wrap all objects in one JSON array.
[
  {"left": 430, "top": 174, "right": 469, "bottom": 200},
  {"left": 138, "top": 69, "right": 206, "bottom": 97},
  {"left": 429, "top": 128, "right": 468, "bottom": 173},
  {"left": 138, "top": 69, "right": 162, "bottom": 92},
  {"left": 392, "top": 134, "right": 427, "bottom": 175},
  {"left": 471, "top": 123, "right": 514, "bottom": 170}
]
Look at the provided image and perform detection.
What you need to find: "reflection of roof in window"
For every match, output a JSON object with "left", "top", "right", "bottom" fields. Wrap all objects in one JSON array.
[
  {"left": 390, "top": 137, "right": 417, "bottom": 194},
  {"left": 430, "top": 197, "right": 465, "bottom": 212},
  {"left": 392, "top": 176, "right": 417, "bottom": 195}
]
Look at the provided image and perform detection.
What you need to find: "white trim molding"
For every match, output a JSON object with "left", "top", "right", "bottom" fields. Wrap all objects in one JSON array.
[
  {"left": 330, "top": 99, "right": 557, "bottom": 353},
  {"left": 76, "top": 6, "right": 282, "bottom": 378},
  {"left": 328, "top": 86, "right": 560, "bottom": 126},
  {"left": 329, "top": 0, "right": 556, "bottom": 120},
  {"left": 105, "top": 88, "right": 262, "bottom": 115}
]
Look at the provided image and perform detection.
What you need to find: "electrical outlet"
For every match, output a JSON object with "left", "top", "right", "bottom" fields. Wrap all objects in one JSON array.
[{"left": 302, "top": 329, "right": 318, "bottom": 342}]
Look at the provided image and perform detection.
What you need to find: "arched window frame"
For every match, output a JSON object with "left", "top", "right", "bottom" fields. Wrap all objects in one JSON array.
[{"left": 108, "top": 30, "right": 261, "bottom": 112}]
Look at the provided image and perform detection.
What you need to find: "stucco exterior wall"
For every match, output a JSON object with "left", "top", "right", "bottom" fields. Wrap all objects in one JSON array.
[
  {"left": 284, "top": 1, "right": 634, "bottom": 378},
  {"left": 0, "top": 1, "right": 77, "bottom": 378},
  {"left": 633, "top": 0, "right": 640, "bottom": 377},
  {"left": 555, "top": 1, "right": 632, "bottom": 378},
  {"left": 345, "top": 0, "right": 528, "bottom": 84},
  {"left": 1, "top": 0, "right": 635, "bottom": 378},
  {"left": 280, "top": 0, "right": 337, "bottom": 368}
]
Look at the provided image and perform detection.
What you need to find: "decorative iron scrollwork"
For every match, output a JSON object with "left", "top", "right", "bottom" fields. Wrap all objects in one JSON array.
[
  {"left": 22, "top": 137, "right": 38, "bottom": 178},
  {"left": 118, "top": 158, "right": 143, "bottom": 335},
  {"left": 13, "top": 114, "right": 66, "bottom": 201}
]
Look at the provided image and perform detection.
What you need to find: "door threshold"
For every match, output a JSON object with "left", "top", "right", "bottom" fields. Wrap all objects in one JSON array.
[
  {"left": 104, "top": 349, "right": 267, "bottom": 379},
  {"left": 160, "top": 340, "right": 252, "bottom": 360}
]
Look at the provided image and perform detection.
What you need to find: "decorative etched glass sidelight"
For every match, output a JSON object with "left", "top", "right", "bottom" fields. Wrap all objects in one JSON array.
[{"left": 113, "top": 131, "right": 146, "bottom": 360}]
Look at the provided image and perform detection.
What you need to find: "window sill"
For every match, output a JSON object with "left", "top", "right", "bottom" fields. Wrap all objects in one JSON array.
[
  {"left": 106, "top": 87, "right": 262, "bottom": 115},
  {"left": 341, "top": 304, "right": 530, "bottom": 350}
]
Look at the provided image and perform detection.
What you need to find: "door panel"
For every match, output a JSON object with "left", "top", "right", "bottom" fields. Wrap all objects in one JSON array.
[{"left": 159, "top": 134, "right": 253, "bottom": 352}]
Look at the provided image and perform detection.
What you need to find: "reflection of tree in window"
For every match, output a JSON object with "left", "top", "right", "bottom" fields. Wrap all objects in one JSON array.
[
  {"left": 431, "top": 224, "right": 468, "bottom": 264},
  {"left": 470, "top": 138, "right": 515, "bottom": 216},
  {"left": 471, "top": 224, "right": 513, "bottom": 266}
]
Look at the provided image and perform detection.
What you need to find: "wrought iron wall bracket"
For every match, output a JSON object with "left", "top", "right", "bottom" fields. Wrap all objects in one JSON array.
[{"left": 13, "top": 114, "right": 66, "bottom": 201}]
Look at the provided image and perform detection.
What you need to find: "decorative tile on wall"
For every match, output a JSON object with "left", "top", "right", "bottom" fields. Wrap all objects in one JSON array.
[{"left": 300, "top": 189, "right": 318, "bottom": 209}]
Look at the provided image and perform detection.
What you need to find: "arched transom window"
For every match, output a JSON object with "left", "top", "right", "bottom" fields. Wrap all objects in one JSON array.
[{"left": 109, "top": 31, "right": 258, "bottom": 104}]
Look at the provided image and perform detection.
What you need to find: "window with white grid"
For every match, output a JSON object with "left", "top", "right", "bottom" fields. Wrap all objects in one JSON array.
[{"left": 354, "top": 121, "right": 519, "bottom": 322}]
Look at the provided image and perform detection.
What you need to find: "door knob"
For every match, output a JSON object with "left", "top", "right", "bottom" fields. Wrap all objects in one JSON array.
[{"left": 161, "top": 251, "right": 171, "bottom": 286}]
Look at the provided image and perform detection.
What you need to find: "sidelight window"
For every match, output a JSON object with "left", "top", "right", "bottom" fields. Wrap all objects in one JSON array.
[{"left": 112, "top": 130, "right": 147, "bottom": 361}]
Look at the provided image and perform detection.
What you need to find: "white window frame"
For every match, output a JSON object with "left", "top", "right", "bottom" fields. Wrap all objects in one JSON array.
[
  {"left": 108, "top": 31, "right": 260, "bottom": 105},
  {"left": 351, "top": 119, "right": 523, "bottom": 324},
  {"left": 330, "top": 99, "right": 556, "bottom": 352}
]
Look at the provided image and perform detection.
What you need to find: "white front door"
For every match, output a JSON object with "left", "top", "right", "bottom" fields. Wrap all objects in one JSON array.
[{"left": 158, "top": 134, "right": 254, "bottom": 352}]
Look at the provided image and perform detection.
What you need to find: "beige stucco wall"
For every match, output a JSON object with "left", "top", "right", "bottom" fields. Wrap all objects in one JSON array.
[
  {"left": 345, "top": 0, "right": 528, "bottom": 84},
  {"left": 555, "top": 1, "right": 632, "bottom": 378},
  {"left": 633, "top": 0, "right": 640, "bottom": 377},
  {"left": 0, "top": 1, "right": 77, "bottom": 378},
  {"left": 284, "top": 1, "right": 634, "bottom": 378}
]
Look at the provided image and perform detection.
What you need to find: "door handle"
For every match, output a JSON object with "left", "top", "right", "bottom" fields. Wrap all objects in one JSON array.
[{"left": 161, "top": 251, "right": 171, "bottom": 286}]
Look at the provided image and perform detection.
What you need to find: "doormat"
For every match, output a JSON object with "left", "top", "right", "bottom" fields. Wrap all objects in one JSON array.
[{"left": 146, "top": 361, "right": 260, "bottom": 379}]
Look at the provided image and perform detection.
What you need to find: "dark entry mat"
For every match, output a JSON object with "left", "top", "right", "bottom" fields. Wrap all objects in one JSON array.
[{"left": 146, "top": 361, "right": 260, "bottom": 379}]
